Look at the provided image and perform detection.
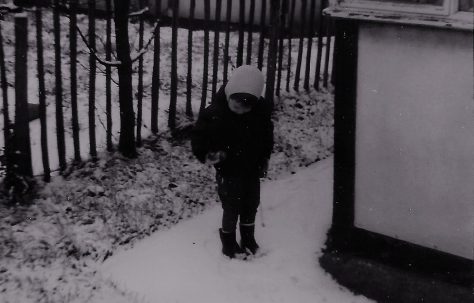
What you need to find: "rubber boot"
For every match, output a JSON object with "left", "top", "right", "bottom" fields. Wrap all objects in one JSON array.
[
  {"left": 219, "top": 229, "right": 244, "bottom": 258},
  {"left": 240, "top": 224, "right": 259, "bottom": 255}
]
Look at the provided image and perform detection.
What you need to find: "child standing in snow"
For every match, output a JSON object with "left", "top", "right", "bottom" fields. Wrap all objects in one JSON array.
[{"left": 191, "top": 65, "right": 274, "bottom": 259}]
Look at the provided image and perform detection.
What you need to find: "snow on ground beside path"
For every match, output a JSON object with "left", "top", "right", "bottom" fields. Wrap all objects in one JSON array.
[{"left": 101, "top": 158, "right": 373, "bottom": 303}]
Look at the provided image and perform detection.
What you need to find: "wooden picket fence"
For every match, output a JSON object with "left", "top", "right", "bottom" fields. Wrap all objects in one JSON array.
[{"left": 0, "top": 0, "right": 334, "bottom": 188}]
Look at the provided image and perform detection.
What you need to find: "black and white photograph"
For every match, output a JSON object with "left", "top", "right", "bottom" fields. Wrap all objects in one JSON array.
[{"left": 0, "top": 0, "right": 472, "bottom": 302}]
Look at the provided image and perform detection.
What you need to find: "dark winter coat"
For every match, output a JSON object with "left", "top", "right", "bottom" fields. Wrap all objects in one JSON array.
[{"left": 191, "top": 85, "right": 274, "bottom": 177}]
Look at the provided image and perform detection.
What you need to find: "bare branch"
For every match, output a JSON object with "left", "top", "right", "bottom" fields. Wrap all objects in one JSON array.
[
  {"left": 131, "top": 20, "right": 160, "bottom": 63},
  {"left": 76, "top": 24, "right": 122, "bottom": 67},
  {"left": 129, "top": 7, "right": 149, "bottom": 17}
]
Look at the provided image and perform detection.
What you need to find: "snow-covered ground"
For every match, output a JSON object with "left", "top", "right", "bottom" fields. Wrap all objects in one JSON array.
[{"left": 101, "top": 158, "right": 372, "bottom": 303}]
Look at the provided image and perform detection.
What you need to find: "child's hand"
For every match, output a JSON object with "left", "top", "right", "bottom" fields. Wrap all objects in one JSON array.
[
  {"left": 259, "top": 160, "right": 269, "bottom": 178},
  {"left": 206, "top": 151, "right": 226, "bottom": 165}
]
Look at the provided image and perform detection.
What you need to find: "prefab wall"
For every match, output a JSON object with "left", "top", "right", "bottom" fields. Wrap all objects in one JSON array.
[{"left": 354, "top": 23, "right": 474, "bottom": 260}]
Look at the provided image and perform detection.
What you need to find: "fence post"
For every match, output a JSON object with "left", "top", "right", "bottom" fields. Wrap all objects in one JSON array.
[
  {"left": 211, "top": 0, "right": 222, "bottom": 98},
  {"left": 265, "top": 0, "right": 281, "bottom": 108},
  {"left": 54, "top": 0, "right": 66, "bottom": 171},
  {"left": 13, "top": 13, "right": 32, "bottom": 178},
  {"left": 323, "top": 16, "right": 332, "bottom": 88},
  {"left": 88, "top": 0, "right": 97, "bottom": 158},
  {"left": 200, "top": 0, "right": 210, "bottom": 113},
  {"left": 223, "top": 0, "right": 232, "bottom": 83},
  {"left": 69, "top": 0, "right": 81, "bottom": 161},
  {"left": 314, "top": 0, "right": 325, "bottom": 90},
  {"left": 105, "top": 0, "right": 113, "bottom": 150},
  {"left": 276, "top": 0, "right": 288, "bottom": 96},
  {"left": 151, "top": 0, "right": 161, "bottom": 134},
  {"left": 136, "top": 0, "right": 145, "bottom": 146},
  {"left": 257, "top": 0, "right": 266, "bottom": 70},
  {"left": 293, "top": 0, "right": 307, "bottom": 91},
  {"left": 169, "top": 0, "right": 179, "bottom": 129},
  {"left": 304, "top": 0, "right": 317, "bottom": 90},
  {"left": 36, "top": 8, "right": 50, "bottom": 182},
  {"left": 0, "top": 18, "right": 13, "bottom": 185},
  {"left": 246, "top": 0, "right": 255, "bottom": 65},
  {"left": 237, "top": 0, "right": 245, "bottom": 67},
  {"left": 186, "top": 0, "right": 195, "bottom": 118},
  {"left": 285, "top": 0, "right": 296, "bottom": 92}
]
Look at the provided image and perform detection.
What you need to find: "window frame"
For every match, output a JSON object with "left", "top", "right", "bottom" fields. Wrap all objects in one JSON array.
[
  {"left": 338, "top": 0, "right": 451, "bottom": 16},
  {"left": 450, "top": 0, "right": 473, "bottom": 22}
]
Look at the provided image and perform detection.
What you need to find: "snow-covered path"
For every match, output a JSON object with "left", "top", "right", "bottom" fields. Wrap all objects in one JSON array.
[{"left": 100, "top": 158, "right": 373, "bottom": 303}]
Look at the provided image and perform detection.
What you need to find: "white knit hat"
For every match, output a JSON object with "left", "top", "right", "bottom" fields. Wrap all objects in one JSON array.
[{"left": 225, "top": 65, "right": 265, "bottom": 100}]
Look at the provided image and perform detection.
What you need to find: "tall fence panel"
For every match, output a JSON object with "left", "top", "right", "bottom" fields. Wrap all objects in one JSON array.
[{"left": 0, "top": 0, "right": 334, "bottom": 190}]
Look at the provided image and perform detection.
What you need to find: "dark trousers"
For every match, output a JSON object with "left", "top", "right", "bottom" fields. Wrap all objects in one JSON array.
[{"left": 216, "top": 173, "right": 260, "bottom": 232}]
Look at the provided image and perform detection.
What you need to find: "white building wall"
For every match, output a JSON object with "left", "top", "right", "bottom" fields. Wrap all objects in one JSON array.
[
  {"left": 149, "top": 0, "right": 321, "bottom": 28},
  {"left": 354, "top": 23, "right": 474, "bottom": 259}
]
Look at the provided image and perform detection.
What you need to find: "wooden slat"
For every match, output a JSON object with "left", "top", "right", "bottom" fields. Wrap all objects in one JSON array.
[
  {"left": 246, "top": 0, "right": 256, "bottom": 65},
  {"left": 168, "top": 0, "right": 179, "bottom": 129},
  {"left": 223, "top": 0, "right": 232, "bottom": 82},
  {"left": 257, "top": 0, "right": 266, "bottom": 70},
  {"left": 285, "top": 0, "right": 296, "bottom": 92},
  {"left": 303, "top": 0, "right": 316, "bottom": 90},
  {"left": 88, "top": 0, "right": 97, "bottom": 158},
  {"left": 211, "top": 0, "right": 222, "bottom": 98},
  {"left": 200, "top": 0, "right": 210, "bottom": 112},
  {"left": 54, "top": 0, "right": 66, "bottom": 170},
  {"left": 237, "top": 0, "right": 245, "bottom": 67},
  {"left": 151, "top": 0, "right": 161, "bottom": 134},
  {"left": 186, "top": 0, "right": 195, "bottom": 118},
  {"left": 105, "top": 0, "right": 113, "bottom": 150},
  {"left": 0, "top": 17, "right": 13, "bottom": 182},
  {"left": 293, "top": 0, "right": 307, "bottom": 91},
  {"left": 36, "top": 8, "right": 50, "bottom": 181},
  {"left": 70, "top": 0, "right": 81, "bottom": 161}
]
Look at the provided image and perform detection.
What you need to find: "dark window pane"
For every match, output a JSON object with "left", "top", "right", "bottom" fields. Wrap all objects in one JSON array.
[{"left": 459, "top": 0, "right": 473, "bottom": 12}]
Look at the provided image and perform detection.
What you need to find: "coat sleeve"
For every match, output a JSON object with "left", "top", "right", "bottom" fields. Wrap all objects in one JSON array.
[
  {"left": 259, "top": 98, "right": 274, "bottom": 164},
  {"left": 192, "top": 85, "right": 227, "bottom": 163},
  {"left": 191, "top": 109, "right": 213, "bottom": 164}
]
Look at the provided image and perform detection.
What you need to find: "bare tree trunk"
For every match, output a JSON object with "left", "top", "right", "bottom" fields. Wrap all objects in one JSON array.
[
  {"left": 293, "top": 0, "right": 307, "bottom": 91},
  {"left": 114, "top": 0, "right": 136, "bottom": 157},
  {"left": 246, "top": 0, "right": 255, "bottom": 65},
  {"left": 36, "top": 8, "right": 50, "bottom": 182},
  {"left": 168, "top": 0, "right": 179, "bottom": 129},
  {"left": 257, "top": 0, "right": 266, "bottom": 70},
  {"left": 151, "top": 0, "right": 161, "bottom": 134},
  {"left": 186, "top": 0, "right": 195, "bottom": 118},
  {"left": 54, "top": 0, "right": 66, "bottom": 171},
  {"left": 200, "top": 0, "right": 210, "bottom": 112},
  {"left": 105, "top": 0, "right": 113, "bottom": 151},
  {"left": 237, "top": 0, "right": 245, "bottom": 67},
  {"left": 70, "top": 0, "right": 80, "bottom": 162},
  {"left": 223, "top": 0, "right": 232, "bottom": 83},
  {"left": 285, "top": 0, "right": 296, "bottom": 92},
  {"left": 265, "top": 0, "right": 281, "bottom": 109},
  {"left": 303, "top": 0, "right": 316, "bottom": 90},
  {"left": 136, "top": 0, "right": 145, "bottom": 146},
  {"left": 211, "top": 0, "right": 221, "bottom": 98}
]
